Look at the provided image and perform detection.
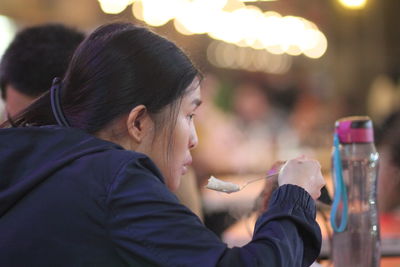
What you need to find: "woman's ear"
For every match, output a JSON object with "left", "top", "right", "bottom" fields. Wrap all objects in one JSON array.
[{"left": 126, "top": 105, "right": 153, "bottom": 143}]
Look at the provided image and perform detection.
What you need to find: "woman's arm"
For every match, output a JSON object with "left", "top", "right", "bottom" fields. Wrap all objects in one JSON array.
[{"left": 107, "top": 156, "right": 321, "bottom": 267}]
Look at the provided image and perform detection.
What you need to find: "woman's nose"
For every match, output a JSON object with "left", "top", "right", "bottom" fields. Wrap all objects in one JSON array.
[{"left": 189, "top": 124, "right": 198, "bottom": 150}]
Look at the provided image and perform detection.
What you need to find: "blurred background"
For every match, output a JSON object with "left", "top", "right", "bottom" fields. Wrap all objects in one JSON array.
[
  {"left": 1, "top": 0, "right": 399, "bottom": 176},
  {"left": 1, "top": 0, "right": 400, "bottom": 265}
]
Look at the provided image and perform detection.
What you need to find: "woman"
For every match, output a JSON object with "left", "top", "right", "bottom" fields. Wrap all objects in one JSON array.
[{"left": 0, "top": 23, "right": 325, "bottom": 266}]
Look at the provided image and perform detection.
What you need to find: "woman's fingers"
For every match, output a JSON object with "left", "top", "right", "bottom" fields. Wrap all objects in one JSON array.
[{"left": 278, "top": 157, "right": 325, "bottom": 200}]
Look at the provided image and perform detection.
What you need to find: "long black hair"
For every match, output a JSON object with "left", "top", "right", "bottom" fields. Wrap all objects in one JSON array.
[{"left": 4, "top": 22, "right": 200, "bottom": 136}]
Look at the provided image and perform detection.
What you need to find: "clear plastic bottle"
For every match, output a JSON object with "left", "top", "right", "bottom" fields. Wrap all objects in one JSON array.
[{"left": 331, "top": 116, "right": 381, "bottom": 267}]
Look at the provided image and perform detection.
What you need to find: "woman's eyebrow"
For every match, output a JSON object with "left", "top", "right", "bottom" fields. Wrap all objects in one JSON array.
[{"left": 192, "top": 98, "right": 202, "bottom": 107}]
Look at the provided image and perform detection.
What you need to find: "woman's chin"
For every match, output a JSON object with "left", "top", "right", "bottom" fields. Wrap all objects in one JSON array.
[
  {"left": 181, "top": 165, "right": 188, "bottom": 175},
  {"left": 166, "top": 175, "right": 182, "bottom": 192}
]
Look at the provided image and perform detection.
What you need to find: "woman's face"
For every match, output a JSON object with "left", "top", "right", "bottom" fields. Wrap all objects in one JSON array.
[{"left": 145, "top": 83, "right": 201, "bottom": 191}]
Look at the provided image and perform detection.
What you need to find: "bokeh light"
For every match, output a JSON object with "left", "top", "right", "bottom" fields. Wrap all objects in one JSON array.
[
  {"left": 98, "top": 0, "right": 134, "bottom": 14},
  {"left": 0, "top": 15, "right": 16, "bottom": 60},
  {"left": 207, "top": 41, "right": 292, "bottom": 74},
  {"left": 338, "top": 0, "right": 367, "bottom": 9},
  {"left": 98, "top": 0, "right": 328, "bottom": 61}
]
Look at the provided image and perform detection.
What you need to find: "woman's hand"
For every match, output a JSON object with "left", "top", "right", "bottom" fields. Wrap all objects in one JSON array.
[
  {"left": 278, "top": 156, "right": 326, "bottom": 200},
  {"left": 255, "top": 157, "right": 325, "bottom": 215}
]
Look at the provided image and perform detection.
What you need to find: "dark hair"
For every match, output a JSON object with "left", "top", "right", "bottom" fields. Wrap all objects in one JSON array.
[
  {"left": 0, "top": 24, "right": 84, "bottom": 99},
  {"left": 6, "top": 22, "right": 200, "bottom": 136}
]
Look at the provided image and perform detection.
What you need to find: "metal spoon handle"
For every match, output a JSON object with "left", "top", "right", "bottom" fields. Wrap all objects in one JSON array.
[{"left": 240, "top": 172, "right": 279, "bottom": 189}]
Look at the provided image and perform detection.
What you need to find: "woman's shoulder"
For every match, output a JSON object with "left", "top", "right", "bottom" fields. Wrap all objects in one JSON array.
[
  {"left": 106, "top": 149, "right": 166, "bottom": 191},
  {"left": 101, "top": 149, "right": 163, "bottom": 183}
]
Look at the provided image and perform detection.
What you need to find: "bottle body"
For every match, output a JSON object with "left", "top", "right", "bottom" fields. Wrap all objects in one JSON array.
[{"left": 332, "top": 143, "right": 381, "bottom": 267}]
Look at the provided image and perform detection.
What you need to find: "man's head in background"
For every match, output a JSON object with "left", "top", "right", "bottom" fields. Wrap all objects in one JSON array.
[{"left": 0, "top": 24, "right": 84, "bottom": 118}]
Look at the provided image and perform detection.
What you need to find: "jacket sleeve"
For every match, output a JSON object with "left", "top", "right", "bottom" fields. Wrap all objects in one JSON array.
[
  {"left": 217, "top": 184, "right": 322, "bottom": 267},
  {"left": 106, "top": 156, "right": 321, "bottom": 267}
]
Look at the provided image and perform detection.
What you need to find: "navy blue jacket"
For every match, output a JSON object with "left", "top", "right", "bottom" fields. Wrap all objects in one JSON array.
[{"left": 0, "top": 126, "right": 321, "bottom": 266}]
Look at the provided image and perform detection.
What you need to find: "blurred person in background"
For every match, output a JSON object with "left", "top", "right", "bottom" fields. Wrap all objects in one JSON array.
[
  {"left": 376, "top": 110, "right": 400, "bottom": 213},
  {"left": 0, "top": 23, "right": 84, "bottom": 120},
  {"left": 0, "top": 22, "right": 325, "bottom": 266},
  {"left": 230, "top": 81, "right": 275, "bottom": 173}
]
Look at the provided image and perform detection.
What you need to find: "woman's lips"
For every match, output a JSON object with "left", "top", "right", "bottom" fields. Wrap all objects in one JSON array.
[{"left": 182, "top": 158, "right": 192, "bottom": 175}]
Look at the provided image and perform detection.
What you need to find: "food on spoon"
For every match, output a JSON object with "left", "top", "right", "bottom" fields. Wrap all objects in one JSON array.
[{"left": 206, "top": 176, "right": 240, "bottom": 193}]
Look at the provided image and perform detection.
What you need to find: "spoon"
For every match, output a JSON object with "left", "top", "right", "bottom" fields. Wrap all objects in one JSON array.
[{"left": 206, "top": 172, "right": 279, "bottom": 194}]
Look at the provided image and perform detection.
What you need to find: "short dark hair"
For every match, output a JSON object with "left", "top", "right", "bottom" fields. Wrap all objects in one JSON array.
[
  {"left": 0, "top": 24, "right": 84, "bottom": 99},
  {"left": 7, "top": 23, "right": 200, "bottom": 135}
]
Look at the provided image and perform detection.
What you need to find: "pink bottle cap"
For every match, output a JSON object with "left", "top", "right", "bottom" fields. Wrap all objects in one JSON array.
[{"left": 335, "top": 116, "right": 374, "bottom": 144}]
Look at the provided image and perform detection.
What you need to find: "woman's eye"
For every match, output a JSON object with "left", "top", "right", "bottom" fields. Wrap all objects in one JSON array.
[{"left": 188, "top": 114, "right": 195, "bottom": 120}]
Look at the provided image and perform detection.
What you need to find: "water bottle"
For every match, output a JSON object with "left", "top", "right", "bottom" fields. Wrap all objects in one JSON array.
[{"left": 330, "top": 116, "right": 380, "bottom": 267}]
